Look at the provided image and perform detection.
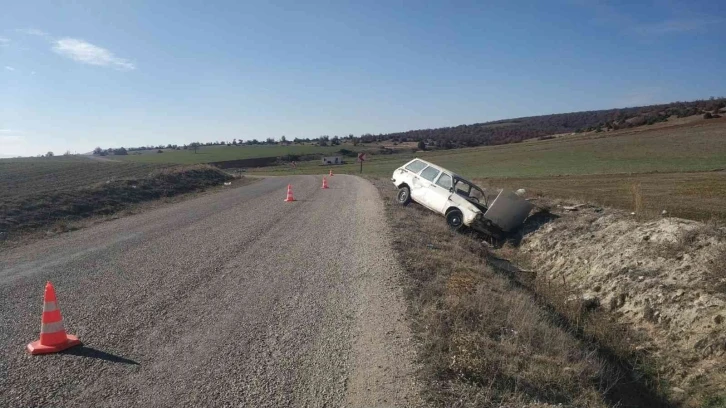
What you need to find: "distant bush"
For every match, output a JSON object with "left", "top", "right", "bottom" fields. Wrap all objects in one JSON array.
[
  {"left": 279, "top": 154, "right": 300, "bottom": 162},
  {"left": 157, "top": 149, "right": 163, "bottom": 153},
  {"left": 337, "top": 149, "right": 357, "bottom": 157},
  {"left": 704, "top": 112, "right": 713, "bottom": 119}
]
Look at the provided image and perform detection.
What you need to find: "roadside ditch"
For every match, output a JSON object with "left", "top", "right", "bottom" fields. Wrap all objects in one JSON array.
[{"left": 374, "top": 178, "right": 724, "bottom": 407}]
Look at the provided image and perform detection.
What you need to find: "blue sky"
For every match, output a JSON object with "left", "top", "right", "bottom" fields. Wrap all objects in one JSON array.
[{"left": 1, "top": 1, "right": 724, "bottom": 156}]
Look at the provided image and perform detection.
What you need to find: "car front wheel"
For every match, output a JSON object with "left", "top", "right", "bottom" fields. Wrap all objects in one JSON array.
[
  {"left": 397, "top": 186, "right": 411, "bottom": 206},
  {"left": 446, "top": 209, "right": 464, "bottom": 230}
]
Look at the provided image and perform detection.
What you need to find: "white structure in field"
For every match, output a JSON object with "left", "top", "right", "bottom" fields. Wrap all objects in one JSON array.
[{"left": 321, "top": 156, "right": 343, "bottom": 165}]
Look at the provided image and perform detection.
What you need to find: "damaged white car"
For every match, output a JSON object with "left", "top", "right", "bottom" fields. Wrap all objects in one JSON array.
[{"left": 391, "top": 158, "right": 532, "bottom": 238}]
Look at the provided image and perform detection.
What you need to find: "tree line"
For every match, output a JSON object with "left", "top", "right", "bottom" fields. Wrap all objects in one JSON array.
[
  {"left": 92, "top": 97, "right": 725, "bottom": 155},
  {"left": 370, "top": 97, "right": 726, "bottom": 149}
]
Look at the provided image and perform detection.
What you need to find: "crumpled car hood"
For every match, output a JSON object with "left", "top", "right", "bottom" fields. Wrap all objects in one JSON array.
[{"left": 483, "top": 189, "right": 533, "bottom": 232}]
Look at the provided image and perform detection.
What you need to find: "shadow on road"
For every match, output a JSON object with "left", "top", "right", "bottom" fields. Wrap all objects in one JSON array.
[{"left": 64, "top": 346, "right": 139, "bottom": 365}]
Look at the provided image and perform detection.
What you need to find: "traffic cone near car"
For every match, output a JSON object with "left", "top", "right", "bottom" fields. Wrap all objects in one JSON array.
[
  {"left": 27, "top": 282, "right": 82, "bottom": 355},
  {"left": 321, "top": 177, "right": 329, "bottom": 189},
  {"left": 284, "top": 184, "right": 296, "bottom": 202}
]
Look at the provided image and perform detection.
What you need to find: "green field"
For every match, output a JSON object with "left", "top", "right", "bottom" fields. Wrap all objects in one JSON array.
[
  {"left": 114, "top": 144, "right": 369, "bottom": 164},
  {"left": 253, "top": 119, "right": 726, "bottom": 221},
  {"left": 252, "top": 119, "right": 726, "bottom": 178}
]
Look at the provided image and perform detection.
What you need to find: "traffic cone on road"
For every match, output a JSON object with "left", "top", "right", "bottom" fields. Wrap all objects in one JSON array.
[
  {"left": 284, "top": 184, "right": 296, "bottom": 202},
  {"left": 321, "top": 177, "right": 329, "bottom": 189},
  {"left": 329, "top": 169, "right": 333, "bottom": 177},
  {"left": 27, "top": 282, "right": 82, "bottom": 355}
]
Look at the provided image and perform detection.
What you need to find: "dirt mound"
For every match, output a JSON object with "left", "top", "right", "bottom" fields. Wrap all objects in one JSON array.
[
  {"left": 518, "top": 203, "right": 726, "bottom": 404},
  {"left": 0, "top": 165, "right": 234, "bottom": 234}
]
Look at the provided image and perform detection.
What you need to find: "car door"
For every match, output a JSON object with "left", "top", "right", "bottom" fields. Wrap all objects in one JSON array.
[
  {"left": 412, "top": 166, "right": 441, "bottom": 210},
  {"left": 424, "top": 172, "right": 454, "bottom": 213}
]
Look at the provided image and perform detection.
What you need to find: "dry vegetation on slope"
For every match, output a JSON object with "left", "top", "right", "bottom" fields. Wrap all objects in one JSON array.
[
  {"left": 374, "top": 179, "right": 675, "bottom": 407},
  {"left": 0, "top": 165, "right": 237, "bottom": 239}
]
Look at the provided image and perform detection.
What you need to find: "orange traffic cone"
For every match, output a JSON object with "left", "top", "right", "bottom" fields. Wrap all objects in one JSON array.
[
  {"left": 329, "top": 169, "right": 333, "bottom": 177},
  {"left": 321, "top": 177, "right": 329, "bottom": 189},
  {"left": 284, "top": 184, "right": 296, "bottom": 202},
  {"left": 27, "top": 282, "right": 82, "bottom": 355}
]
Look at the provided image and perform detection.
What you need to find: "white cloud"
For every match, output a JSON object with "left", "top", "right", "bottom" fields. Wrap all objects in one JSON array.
[
  {"left": 0, "top": 37, "right": 9, "bottom": 47},
  {"left": 4, "top": 66, "right": 15, "bottom": 71},
  {"left": 52, "top": 38, "right": 135, "bottom": 70},
  {"left": 15, "top": 28, "right": 50, "bottom": 38},
  {"left": 0, "top": 129, "right": 14, "bottom": 132}
]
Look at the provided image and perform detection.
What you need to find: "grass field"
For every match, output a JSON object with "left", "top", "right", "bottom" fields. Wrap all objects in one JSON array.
[
  {"left": 0, "top": 156, "right": 166, "bottom": 200},
  {"left": 2, "top": 117, "right": 725, "bottom": 226},
  {"left": 254, "top": 118, "right": 726, "bottom": 221},
  {"left": 113, "top": 143, "right": 372, "bottom": 164},
  {"left": 477, "top": 171, "right": 726, "bottom": 221},
  {"left": 0, "top": 160, "right": 238, "bottom": 236},
  {"left": 254, "top": 119, "right": 726, "bottom": 177}
]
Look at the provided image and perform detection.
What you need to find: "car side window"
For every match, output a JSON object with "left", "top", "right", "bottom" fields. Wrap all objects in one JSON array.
[
  {"left": 436, "top": 173, "right": 452, "bottom": 189},
  {"left": 419, "top": 166, "right": 440, "bottom": 182},
  {"left": 404, "top": 160, "right": 427, "bottom": 174}
]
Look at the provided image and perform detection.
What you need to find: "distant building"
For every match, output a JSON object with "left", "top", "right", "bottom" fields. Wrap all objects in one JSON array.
[{"left": 321, "top": 156, "right": 343, "bottom": 165}]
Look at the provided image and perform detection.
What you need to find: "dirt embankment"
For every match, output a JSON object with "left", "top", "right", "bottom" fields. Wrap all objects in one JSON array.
[
  {"left": 374, "top": 179, "right": 655, "bottom": 408},
  {"left": 0, "top": 165, "right": 235, "bottom": 237},
  {"left": 516, "top": 202, "right": 726, "bottom": 405}
]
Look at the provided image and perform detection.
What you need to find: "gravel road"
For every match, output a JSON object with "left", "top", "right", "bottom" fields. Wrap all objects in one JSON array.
[{"left": 0, "top": 175, "right": 424, "bottom": 407}]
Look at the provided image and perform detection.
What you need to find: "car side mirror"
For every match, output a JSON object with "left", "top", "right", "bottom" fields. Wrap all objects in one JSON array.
[{"left": 449, "top": 187, "right": 454, "bottom": 193}]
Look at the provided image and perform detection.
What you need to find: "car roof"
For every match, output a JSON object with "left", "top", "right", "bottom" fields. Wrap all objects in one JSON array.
[
  {"left": 408, "top": 157, "right": 461, "bottom": 179},
  {"left": 407, "top": 158, "right": 481, "bottom": 189}
]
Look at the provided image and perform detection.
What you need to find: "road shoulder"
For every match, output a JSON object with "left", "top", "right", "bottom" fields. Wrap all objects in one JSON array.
[{"left": 344, "top": 176, "right": 426, "bottom": 407}]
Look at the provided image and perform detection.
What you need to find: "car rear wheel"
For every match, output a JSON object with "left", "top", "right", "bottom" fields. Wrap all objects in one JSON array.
[
  {"left": 397, "top": 186, "right": 411, "bottom": 206},
  {"left": 446, "top": 209, "right": 464, "bottom": 230}
]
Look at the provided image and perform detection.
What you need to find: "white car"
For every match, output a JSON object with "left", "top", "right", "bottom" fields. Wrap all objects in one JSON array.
[{"left": 391, "top": 158, "right": 532, "bottom": 238}]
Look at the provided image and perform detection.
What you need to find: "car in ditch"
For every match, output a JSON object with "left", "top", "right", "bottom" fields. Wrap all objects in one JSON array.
[{"left": 391, "top": 158, "right": 533, "bottom": 239}]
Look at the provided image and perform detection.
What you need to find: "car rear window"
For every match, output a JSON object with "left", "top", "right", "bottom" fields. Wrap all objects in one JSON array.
[
  {"left": 436, "top": 173, "right": 453, "bottom": 189},
  {"left": 404, "top": 160, "right": 427, "bottom": 174},
  {"left": 420, "top": 166, "right": 440, "bottom": 182}
]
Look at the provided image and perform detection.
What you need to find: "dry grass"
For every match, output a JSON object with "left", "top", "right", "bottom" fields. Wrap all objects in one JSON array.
[
  {"left": 0, "top": 156, "right": 165, "bottom": 200},
  {"left": 475, "top": 171, "right": 726, "bottom": 222},
  {"left": 375, "top": 179, "right": 680, "bottom": 407},
  {"left": 373, "top": 180, "right": 684, "bottom": 407},
  {"left": 0, "top": 165, "right": 237, "bottom": 236}
]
